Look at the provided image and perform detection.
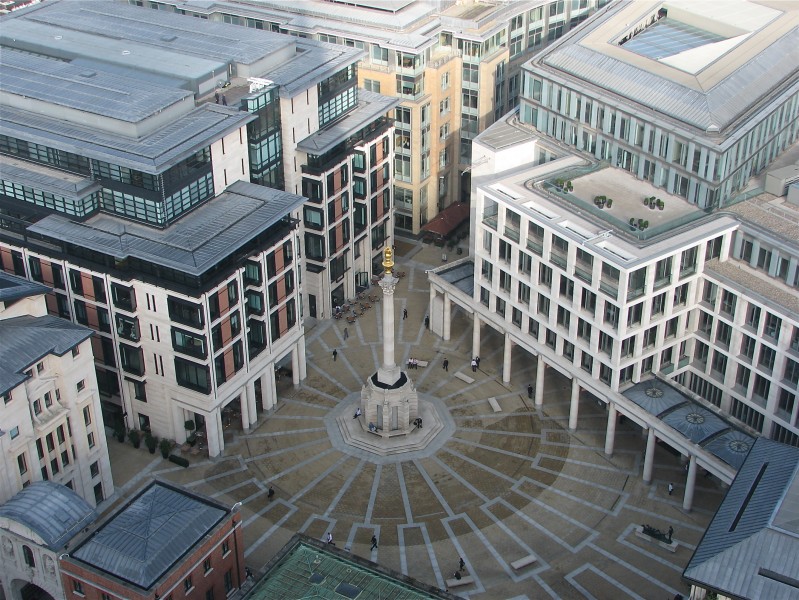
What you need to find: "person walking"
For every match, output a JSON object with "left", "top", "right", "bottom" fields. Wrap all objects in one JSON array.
[
  {"left": 668, "top": 483, "right": 674, "bottom": 496},
  {"left": 443, "top": 358, "right": 449, "bottom": 372},
  {"left": 459, "top": 557, "right": 466, "bottom": 572},
  {"left": 471, "top": 358, "right": 477, "bottom": 372},
  {"left": 344, "top": 327, "right": 349, "bottom": 340},
  {"left": 327, "top": 532, "right": 334, "bottom": 545},
  {"left": 267, "top": 485, "right": 275, "bottom": 501},
  {"left": 333, "top": 349, "right": 338, "bottom": 361},
  {"left": 475, "top": 356, "right": 480, "bottom": 369},
  {"left": 424, "top": 315, "right": 429, "bottom": 329},
  {"left": 527, "top": 384, "right": 533, "bottom": 399},
  {"left": 403, "top": 308, "right": 408, "bottom": 320},
  {"left": 371, "top": 534, "right": 378, "bottom": 550}
]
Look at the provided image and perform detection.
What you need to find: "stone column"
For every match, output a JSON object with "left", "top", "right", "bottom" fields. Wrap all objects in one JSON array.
[
  {"left": 262, "top": 369, "right": 276, "bottom": 411},
  {"left": 206, "top": 410, "right": 223, "bottom": 458},
  {"left": 291, "top": 345, "right": 300, "bottom": 386},
  {"left": 535, "top": 358, "right": 545, "bottom": 407},
  {"left": 428, "top": 286, "right": 436, "bottom": 331},
  {"left": 502, "top": 332, "right": 512, "bottom": 383},
  {"left": 244, "top": 381, "right": 257, "bottom": 428},
  {"left": 297, "top": 335, "right": 307, "bottom": 381},
  {"left": 683, "top": 455, "right": 698, "bottom": 511},
  {"left": 377, "top": 270, "right": 401, "bottom": 385},
  {"left": 643, "top": 427, "right": 656, "bottom": 483},
  {"left": 604, "top": 403, "right": 617, "bottom": 456},
  {"left": 442, "top": 293, "right": 451, "bottom": 341},
  {"left": 472, "top": 314, "right": 481, "bottom": 358},
  {"left": 568, "top": 379, "right": 580, "bottom": 431}
]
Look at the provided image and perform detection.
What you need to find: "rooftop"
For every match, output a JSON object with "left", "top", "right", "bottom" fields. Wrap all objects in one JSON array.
[
  {"left": 0, "top": 482, "right": 96, "bottom": 550},
  {"left": 70, "top": 481, "right": 229, "bottom": 590},
  {"left": 0, "top": 271, "right": 50, "bottom": 304},
  {"left": 683, "top": 437, "right": 799, "bottom": 599},
  {"left": 28, "top": 180, "right": 305, "bottom": 277},
  {"left": 0, "top": 314, "right": 93, "bottom": 396},
  {"left": 530, "top": 0, "right": 799, "bottom": 138}
]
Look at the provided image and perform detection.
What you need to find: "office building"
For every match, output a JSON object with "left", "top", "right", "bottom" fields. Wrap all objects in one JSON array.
[
  {"left": 428, "top": 0, "right": 799, "bottom": 509},
  {"left": 0, "top": 272, "right": 114, "bottom": 507},
  {"left": 129, "top": 0, "right": 606, "bottom": 235},
  {"left": 0, "top": 0, "right": 398, "bottom": 455}
]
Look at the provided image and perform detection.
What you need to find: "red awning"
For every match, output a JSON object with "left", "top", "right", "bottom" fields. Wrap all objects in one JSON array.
[{"left": 420, "top": 201, "right": 470, "bottom": 238}]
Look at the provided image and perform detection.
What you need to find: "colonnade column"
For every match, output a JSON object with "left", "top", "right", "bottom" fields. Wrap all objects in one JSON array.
[
  {"left": 297, "top": 336, "right": 307, "bottom": 381},
  {"left": 643, "top": 427, "right": 656, "bottom": 483},
  {"left": 206, "top": 410, "right": 223, "bottom": 458},
  {"left": 243, "top": 381, "right": 257, "bottom": 430},
  {"left": 472, "top": 314, "right": 481, "bottom": 359},
  {"left": 442, "top": 293, "right": 451, "bottom": 341},
  {"left": 568, "top": 379, "right": 580, "bottom": 431},
  {"left": 261, "top": 368, "right": 276, "bottom": 411},
  {"left": 534, "top": 358, "right": 545, "bottom": 407},
  {"left": 428, "top": 287, "right": 436, "bottom": 332},
  {"left": 291, "top": 344, "right": 300, "bottom": 386},
  {"left": 683, "top": 455, "right": 698, "bottom": 511},
  {"left": 604, "top": 403, "right": 617, "bottom": 456},
  {"left": 502, "top": 333, "right": 512, "bottom": 383}
]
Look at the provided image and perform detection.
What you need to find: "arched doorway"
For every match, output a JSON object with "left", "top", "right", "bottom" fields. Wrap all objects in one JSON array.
[{"left": 12, "top": 580, "right": 55, "bottom": 600}]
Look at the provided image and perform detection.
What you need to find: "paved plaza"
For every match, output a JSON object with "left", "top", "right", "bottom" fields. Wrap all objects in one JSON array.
[{"left": 107, "top": 240, "right": 725, "bottom": 599}]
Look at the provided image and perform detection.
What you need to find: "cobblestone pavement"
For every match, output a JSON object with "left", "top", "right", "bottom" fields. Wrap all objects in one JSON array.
[{"left": 108, "top": 240, "right": 724, "bottom": 599}]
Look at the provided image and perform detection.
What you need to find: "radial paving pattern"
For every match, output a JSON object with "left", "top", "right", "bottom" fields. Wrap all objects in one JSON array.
[{"left": 136, "top": 242, "right": 724, "bottom": 599}]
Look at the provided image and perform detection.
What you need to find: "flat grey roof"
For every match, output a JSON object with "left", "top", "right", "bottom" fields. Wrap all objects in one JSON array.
[
  {"left": 0, "top": 271, "right": 50, "bottom": 303},
  {"left": 71, "top": 481, "right": 228, "bottom": 590},
  {"left": 0, "top": 103, "right": 255, "bottom": 174},
  {"left": 437, "top": 260, "right": 475, "bottom": 298},
  {"left": 684, "top": 438, "right": 799, "bottom": 599},
  {"left": 0, "top": 482, "right": 96, "bottom": 551},
  {"left": 296, "top": 90, "right": 399, "bottom": 154},
  {"left": 532, "top": 0, "right": 799, "bottom": 137},
  {"left": 28, "top": 180, "right": 305, "bottom": 276},
  {"left": 624, "top": 380, "right": 755, "bottom": 470},
  {"left": 0, "top": 155, "right": 101, "bottom": 200},
  {"left": 0, "top": 314, "right": 93, "bottom": 397}
]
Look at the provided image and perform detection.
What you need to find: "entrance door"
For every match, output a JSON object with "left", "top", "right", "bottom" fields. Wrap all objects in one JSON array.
[
  {"left": 309, "top": 294, "right": 317, "bottom": 319},
  {"left": 377, "top": 405, "right": 383, "bottom": 430}
]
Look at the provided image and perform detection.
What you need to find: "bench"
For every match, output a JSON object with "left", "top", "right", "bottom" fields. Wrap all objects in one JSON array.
[
  {"left": 454, "top": 372, "right": 474, "bottom": 384},
  {"left": 510, "top": 555, "right": 537, "bottom": 570},
  {"left": 416, "top": 360, "right": 429, "bottom": 367},
  {"left": 488, "top": 397, "right": 501, "bottom": 412},
  {"left": 445, "top": 575, "right": 474, "bottom": 588}
]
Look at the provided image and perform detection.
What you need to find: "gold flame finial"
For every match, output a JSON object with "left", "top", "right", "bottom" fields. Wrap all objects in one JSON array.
[{"left": 383, "top": 246, "right": 394, "bottom": 274}]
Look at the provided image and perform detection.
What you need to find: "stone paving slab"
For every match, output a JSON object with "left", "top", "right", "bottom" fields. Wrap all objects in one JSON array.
[{"left": 106, "top": 239, "right": 723, "bottom": 599}]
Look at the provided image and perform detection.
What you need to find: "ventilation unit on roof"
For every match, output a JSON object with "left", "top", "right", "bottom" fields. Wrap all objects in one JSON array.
[
  {"left": 79, "top": 70, "right": 96, "bottom": 78},
  {"left": 645, "top": 387, "right": 664, "bottom": 398},
  {"left": 160, "top": 35, "right": 177, "bottom": 42}
]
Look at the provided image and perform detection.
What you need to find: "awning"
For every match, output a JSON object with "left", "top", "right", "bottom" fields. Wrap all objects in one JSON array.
[{"left": 420, "top": 201, "right": 470, "bottom": 237}]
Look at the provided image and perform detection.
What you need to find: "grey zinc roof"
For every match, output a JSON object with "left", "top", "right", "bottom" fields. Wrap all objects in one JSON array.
[
  {"left": 297, "top": 90, "right": 399, "bottom": 154},
  {"left": 0, "top": 155, "right": 101, "bottom": 200},
  {"left": 0, "top": 103, "right": 254, "bottom": 174},
  {"left": 0, "top": 47, "right": 193, "bottom": 123},
  {"left": 0, "top": 482, "right": 96, "bottom": 550},
  {"left": 28, "top": 180, "right": 305, "bottom": 276},
  {"left": 438, "top": 261, "right": 475, "bottom": 297},
  {"left": 0, "top": 271, "right": 50, "bottom": 304},
  {"left": 0, "top": 314, "right": 93, "bottom": 396},
  {"left": 684, "top": 438, "right": 799, "bottom": 599},
  {"left": 71, "top": 482, "right": 228, "bottom": 590}
]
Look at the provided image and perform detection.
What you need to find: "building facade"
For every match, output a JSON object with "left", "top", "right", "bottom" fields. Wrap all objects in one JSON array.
[
  {"left": 0, "top": 0, "right": 399, "bottom": 454},
  {"left": 131, "top": 0, "right": 606, "bottom": 235},
  {"left": 428, "top": 0, "right": 799, "bottom": 509},
  {"left": 0, "top": 273, "right": 114, "bottom": 507}
]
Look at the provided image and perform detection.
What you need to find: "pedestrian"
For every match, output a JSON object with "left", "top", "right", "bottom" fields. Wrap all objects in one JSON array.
[
  {"left": 221, "top": 94, "right": 227, "bottom": 106},
  {"left": 245, "top": 566, "right": 253, "bottom": 579},
  {"left": 443, "top": 358, "right": 449, "bottom": 372},
  {"left": 327, "top": 532, "right": 334, "bottom": 545},
  {"left": 527, "top": 384, "right": 533, "bottom": 399},
  {"left": 668, "top": 483, "right": 674, "bottom": 496},
  {"left": 403, "top": 308, "right": 408, "bottom": 320},
  {"left": 471, "top": 358, "right": 477, "bottom": 372},
  {"left": 459, "top": 557, "right": 466, "bottom": 572},
  {"left": 214, "top": 91, "right": 220, "bottom": 103},
  {"left": 267, "top": 485, "right": 275, "bottom": 501},
  {"left": 354, "top": 407, "right": 362, "bottom": 419},
  {"left": 344, "top": 327, "right": 349, "bottom": 340},
  {"left": 668, "top": 526, "right": 674, "bottom": 542},
  {"left": 371, "top": 534, "right": 378, "bottom": 550},
  {"left": 475, "top": 356, "right": 480, "bottom": 368},
  {"left": 333, "top": 348, "right": 338, "bottom": 361},
  {"left": 424, "top": 315, "right": 429, "bottom": 329}
]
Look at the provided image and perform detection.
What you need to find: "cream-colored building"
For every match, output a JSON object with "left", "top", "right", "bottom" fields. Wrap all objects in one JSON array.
[
  {"left": 0, "top": 273, "right": 114, "bottom": 508},
  {"left": 133, "top": 0, "right": 606, "bottom": 235}
]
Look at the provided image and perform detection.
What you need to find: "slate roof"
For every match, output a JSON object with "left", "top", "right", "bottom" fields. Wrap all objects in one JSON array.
[
  {"left": 0, "top": 271, "right": 50, "bottom": 304},
  {"left": 71, "top": 481, "right": 228, "bottom": 590},
  {"left": 0, "top": 314, "right": 93, "bottom": 396},
  {"left": 28, "top": 180, "right": 305, "bottom": 276},
  {"left": 0, "top": 482, "right": 96, "bottom": 550},
  {"left": 683, "top": 438, "right": 799, "bottom": 599}
]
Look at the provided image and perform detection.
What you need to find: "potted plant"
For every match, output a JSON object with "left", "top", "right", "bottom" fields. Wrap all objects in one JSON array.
[
  {"left": 128, "top": 429, "right": 141, "bottom": 449},
  {"left": 657, "top": 199, "right": 664, "bottom": 210},
  {"left": 629, "top": 217, "right": 636, "bottom": 228},
  {"left": 184, "top": 419, "right": 197, "bottom": 446},
  {"left": 115, "top": 425, "right": 126, "bottom": 443},
  {"left": 606, "top": 198, "right": 613, "bottom": 208},
  {"left": 643, "top": 220, "right": 650, "bottom": 229},
  {"left": 145, "top": 432, "right": 157, "bottom": 454},
  {"left": 566, "top": 180, "right": 573, "bottom": 191},
  {"left": 643, "top": 197, "right": 650, "bottom": 207},
  {"left": 638, "top": 218, "right": 645, "bottom": 228},
  {"left": 159, "top": 438, "right": 173, "bottom": 459},
  {"left": 555, "top": 178, "right": 564, "bottom": 189}
]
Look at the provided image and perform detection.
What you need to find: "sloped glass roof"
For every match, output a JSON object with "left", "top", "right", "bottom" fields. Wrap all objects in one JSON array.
[{"left": 623, "top": 18, "right": 726, "bottom": 60}]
